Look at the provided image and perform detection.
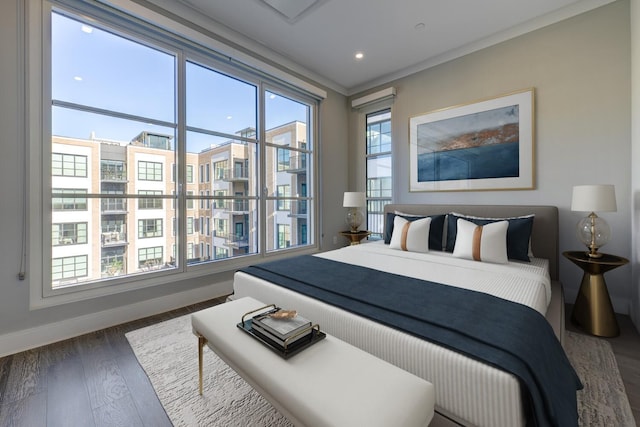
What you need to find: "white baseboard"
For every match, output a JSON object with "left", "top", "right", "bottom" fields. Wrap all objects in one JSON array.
[{"left": 0, "top": 280, "right": 233, "bottom": 358}]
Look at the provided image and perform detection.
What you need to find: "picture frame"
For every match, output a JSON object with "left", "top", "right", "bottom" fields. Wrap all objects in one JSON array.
[{"left": 409, "top": 88, "right": 534, "bottom": 192}]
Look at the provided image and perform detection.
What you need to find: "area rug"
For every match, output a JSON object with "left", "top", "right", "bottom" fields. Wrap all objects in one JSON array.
[{"left": 126, "top": 314, "right": 636, "bottom": 427}]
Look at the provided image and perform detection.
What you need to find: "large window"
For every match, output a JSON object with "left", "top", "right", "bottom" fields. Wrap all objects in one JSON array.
[
  {"left": 186, "top": 165, "right": 194, "bottom": 183},
  {"left": 138, "top": 190, "right": 163, "bottom": 209},
  {"left": 138, "top": 219, "right": 163, "bottom": 238},
  {"left": 52, "top": 222, "right": 88, "bottom": 245},
  {"left": 277, "top": 224, "right": 290, "bottom": 249},
  {"left": 52, "top": 189, "right": 87, "bottom": 211},
  {"left": 138, "top": 247, "right": 163, "bottom": 269},
  {"left": 52, "top": 255, "right": 88, "bottom": 281},
  {"left": 52, "top": 153, "right": 87, "bottom": 177},
  {"left": 276, "top": 185, "right": 290, "bottom": 210},
  {"left": 265, "top": 91, "right": 312, "bottom": 251},
  {"left": 138, "top": 161, "right": 163, "bottom": 181},
  {"left": 101, "top": 160, "right": 126, "bottom": 181},
  {"left": 34, "top": 2, "right": 318, "bottom": 301},
  {"left": 366, "top": 109, "right": 392, "bottom": 239}
]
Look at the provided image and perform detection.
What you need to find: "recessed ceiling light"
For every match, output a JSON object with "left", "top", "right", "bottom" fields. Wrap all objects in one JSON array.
[
  {"left": 73, "top": 76, "right": 83, "bottom": 81},
  {"left": 226, "top": 116, "right": 233, "bottom": 120},
  {"left": 81, "top": 25, "right": 93, "bottom": 34},
  {"left": 270, "top": 94, "right": 276, "bottom": 99},
  {"left": 355, "top": 52, "right": 364, "bottom": 60}
]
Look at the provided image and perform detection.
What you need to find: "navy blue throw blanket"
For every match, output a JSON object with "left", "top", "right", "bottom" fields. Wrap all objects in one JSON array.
[{"left": 240, "top": 255, "right": 583, "bottom": 427}]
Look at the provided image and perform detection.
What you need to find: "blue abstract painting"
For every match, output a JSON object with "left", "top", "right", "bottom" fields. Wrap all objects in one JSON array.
[{"left": 416, "top": 105, "right": 520, "bottom": 182}]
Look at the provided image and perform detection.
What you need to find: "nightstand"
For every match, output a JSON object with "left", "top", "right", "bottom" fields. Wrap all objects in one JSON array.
[
  {"left": 563, "top": 251, "right": 628, "bottom": 337},
  {"left": 339, "top": 230, "right": 371, "bottom": 245}
]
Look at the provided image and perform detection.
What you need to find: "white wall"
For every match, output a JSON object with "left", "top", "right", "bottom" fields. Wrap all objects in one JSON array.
[
  {"left": 631, "top": 0, "right": 640, "bottom": 326},
  {"left": 349, "top": 1, "right": 632, "bottom": 315},
  {"left": 0, "top": 0, "right": 348, "bottom": 356}
]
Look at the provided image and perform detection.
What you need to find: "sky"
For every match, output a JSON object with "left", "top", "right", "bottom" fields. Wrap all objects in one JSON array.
[{"left": 51, "top": 11, "right": 308, "bottom": 154}]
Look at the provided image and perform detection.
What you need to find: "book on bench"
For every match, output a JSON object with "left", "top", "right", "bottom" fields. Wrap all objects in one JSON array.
[
  {"left": 252, "top": 311, "right": 312, "bottom": 341},
  {"left": 250, "top": 322, "right": 311, "bottom": 348}
]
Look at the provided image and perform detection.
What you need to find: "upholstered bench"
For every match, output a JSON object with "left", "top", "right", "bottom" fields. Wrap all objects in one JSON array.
[{"left": 192, "top": 296, "right": 435, "bottom": 427}]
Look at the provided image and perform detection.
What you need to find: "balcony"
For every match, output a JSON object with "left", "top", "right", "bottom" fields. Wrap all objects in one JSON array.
[
  {"left": 101, "top": 199, "right": 127, "bottom": 214},
  {"left": 101, "top": 231, "right": 128, "bottom": 247},
  {"left": 223, "top": 200, "right": 250, "bottom": 213},
  {"left": 221, "top": 166, "right": 249, "bottom": 182},
  {"left": 100, "top": 170, "right": 127, "bottom": 182},
  {"left": 288, "top": 200, "right": 308, "bottom": 217},
  {"left": 284, "top": 155, "right": 307, "bottom": 174},
  {"left": 226, "top": 233, "right": 249, "bottom": 248},
  {"left": 213, "top": 231, "right": 249, "bottom": 248}
]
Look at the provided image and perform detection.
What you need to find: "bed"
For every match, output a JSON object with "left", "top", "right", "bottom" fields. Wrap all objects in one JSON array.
[{"left": 232, "top": 204, "right": 577, "bottom": 427}]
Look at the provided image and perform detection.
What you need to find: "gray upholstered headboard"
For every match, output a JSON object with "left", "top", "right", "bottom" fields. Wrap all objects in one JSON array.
[{"left": 383, "top": 204, "right": 560, "bottom": 281}]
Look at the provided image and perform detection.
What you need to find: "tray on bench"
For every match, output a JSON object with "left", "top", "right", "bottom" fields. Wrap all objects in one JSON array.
[{"left": 237, "top": 304, "right": 326, "bottom": 359}]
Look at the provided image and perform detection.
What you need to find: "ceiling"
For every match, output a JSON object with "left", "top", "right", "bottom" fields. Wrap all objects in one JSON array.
[{"left": 175, "top": 0, "right": 614, "bottom": 94}]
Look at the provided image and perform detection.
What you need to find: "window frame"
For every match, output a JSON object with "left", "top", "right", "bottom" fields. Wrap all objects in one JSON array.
[
  {"left": 365, "top": 108, "right": 393, "bottom": 240},
  {"left": 138, "top": 218, "right": 163, "bottom": 239},
  {"left": 52, "top": 222, "right": 88, "bottom": 245},
  {"left": 138, "top": 190, "right": 163, "bottom": 210},
  {"left": 51, "top": 254, "right": 88, "bottom": 281},
  {"left": 27, "top": 0, "right": 321, "bottom": 308},
  {"left": 52, "top": 152, "right": 87, "bottom": 177},
  {"left": 137, "top": 160, "right": 163, "bottom": 181}
]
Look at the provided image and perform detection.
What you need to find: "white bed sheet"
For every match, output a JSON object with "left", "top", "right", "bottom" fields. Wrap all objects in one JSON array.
[
  {"left": 317, "top": 241, "right": 551, "bottom": 314},
  {"left": 233, "top": 243, "right": 553, "bottom": 427}
]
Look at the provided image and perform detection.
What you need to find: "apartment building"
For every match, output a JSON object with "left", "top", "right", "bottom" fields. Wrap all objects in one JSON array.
[{"left": 51, "top": 121, "right": 307, "bottom": 289}]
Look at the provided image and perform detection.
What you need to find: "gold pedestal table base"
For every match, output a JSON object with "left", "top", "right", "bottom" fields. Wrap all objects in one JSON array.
[{"left": 564, "top": 251, "right": 628, "bottom": 338}]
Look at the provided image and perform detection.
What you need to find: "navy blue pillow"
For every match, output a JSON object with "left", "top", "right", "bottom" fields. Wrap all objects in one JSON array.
[
  {"left": 445, "top": 213, "right": 534, "bottom": 262},
  {"left": 384, "top": 213, "right": 446, "bottom": 251}
]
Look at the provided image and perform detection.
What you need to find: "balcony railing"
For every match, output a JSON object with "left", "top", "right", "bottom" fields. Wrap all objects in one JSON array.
[
  {"left": 222, "top": 167, "right": 249, "bottom": 181},
  {"left": 101, "top": 231, "right": 127, "bottom": 246},
  {"left": 213, "top": 231, "right": 249, "bottom": 247},
  {"left": 227, "top": 233, "right": 249, "bottom": 247},
  {"left": 100, "top": 170, "right": 127, "bottom": 181},
  {"left": 223, "top": 200, "right": 250, "bottom": 213},
  {"left": 285, "top": 155, "right": 307, "bottom": 173},
  {"left": 288, "top": 200, "right": 308, "bottom": 216},
  {"left": 101, "top": 199, "right": 127, "bottom": 213}
]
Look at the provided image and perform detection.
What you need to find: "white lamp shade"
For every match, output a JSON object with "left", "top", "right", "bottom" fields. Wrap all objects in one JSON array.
[
  {"left": 571, "top": 185, "right": 616, "bottom": 213},
  {"left": 343, "top": 192, "right": 365, "bottom": 208}
]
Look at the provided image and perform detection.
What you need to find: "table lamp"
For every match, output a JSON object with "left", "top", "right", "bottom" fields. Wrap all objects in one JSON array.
[
  {"left": 343, "top": 192, "right": 365, "bottom": 233},
  {"left": 570, "top": 184, "right": 616, "bottom": 258}
]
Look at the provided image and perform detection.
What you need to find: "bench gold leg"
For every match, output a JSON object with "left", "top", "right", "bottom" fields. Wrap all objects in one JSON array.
[{"left": 197, "top": 334, "right": 207, "bottom": 395}]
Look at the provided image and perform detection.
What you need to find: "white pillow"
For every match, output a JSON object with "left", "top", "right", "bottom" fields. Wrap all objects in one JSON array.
[
  {"left": 449, "top": 211, "right": 535, "bottom": 257},
  {"left": 389, "top": 216, "right": 431, "bottom": 253},
  {"left": 453, "top": 218, "right": 508, "bottom": 264}
]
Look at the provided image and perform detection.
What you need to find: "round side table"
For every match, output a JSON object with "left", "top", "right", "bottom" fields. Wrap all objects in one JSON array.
[
  {"left": 563, "top": 251, "right": 628, "bottom": 337},
  {"left": 339, "top": 230, "right": 371, "bottom": 245}
]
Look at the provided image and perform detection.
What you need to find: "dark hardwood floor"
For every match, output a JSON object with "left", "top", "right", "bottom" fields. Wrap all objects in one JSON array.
[
  {"left": 0, "top": 298, "right": 638, "bottom": 426},
  {"left": 0, "top": 296, "right": 227, "bottom": 427}
]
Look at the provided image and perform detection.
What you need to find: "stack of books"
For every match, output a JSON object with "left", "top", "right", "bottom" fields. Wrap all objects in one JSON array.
[{"left": 251, "top": 310, "right": 313, "bottom": 349}]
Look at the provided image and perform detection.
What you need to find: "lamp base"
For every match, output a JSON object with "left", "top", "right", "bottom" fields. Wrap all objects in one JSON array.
[
  {"left": 576, "top": 212, "right": 610, "bottom": 260},
  {"left": 345, "top": 209, "right": 364, "bottom": 234},
  {"left": 587, "top": 249, "right": 603, "bottom": 259}
]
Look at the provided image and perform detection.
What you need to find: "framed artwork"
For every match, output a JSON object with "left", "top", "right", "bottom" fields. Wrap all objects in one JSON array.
[{"left": 409, "top": 88, "right": 534, "bottom": 192}]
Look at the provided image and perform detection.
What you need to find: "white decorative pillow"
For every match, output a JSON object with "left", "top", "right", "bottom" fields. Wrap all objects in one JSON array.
[
  {"left": 389, "top": 216, "right": 431, "bottom": 253},
  {"left": 453, "top": 218, "right": 508, "bottom": 264},
  {"left": 448, "top": 212, "right": 535, "bottom": 259}
]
